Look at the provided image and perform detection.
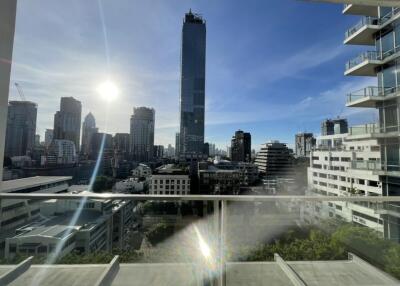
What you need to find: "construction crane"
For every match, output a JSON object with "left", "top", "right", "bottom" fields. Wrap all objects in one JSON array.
[{"left": 15, "top": 82, "right": 26, "bottom": 101}]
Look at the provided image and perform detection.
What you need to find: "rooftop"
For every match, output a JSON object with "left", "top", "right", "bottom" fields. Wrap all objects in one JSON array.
[{"left": 0, "top": 176, "right": 72, "bottom": 193}]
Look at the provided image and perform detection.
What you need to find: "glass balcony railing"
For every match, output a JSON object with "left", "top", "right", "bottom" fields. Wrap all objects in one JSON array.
[
  {"left": 345, "top": 51, "right": 379, "bottom": 71},
  {"left": 345, "top": 16, "right": 378, "bottom": 40},
  {"left": 351, "top": 159, "right": 382, "bottom": 171},
  {"left": 347, "top": 85, "right": 400, "bottom": 104},
  {"left": 0, "top": 193, "right": 400, "bottom": 285},
  {"left": 348, "top": 123, "right": 379, "bottom": 136},
  {"left": 380, "top": 7, "right": 400, "bottom": 25}
]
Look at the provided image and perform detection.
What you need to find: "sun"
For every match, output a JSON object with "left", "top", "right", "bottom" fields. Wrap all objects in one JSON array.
[{"left": 97, "top": 80, "right": 119, "bottom": 102}]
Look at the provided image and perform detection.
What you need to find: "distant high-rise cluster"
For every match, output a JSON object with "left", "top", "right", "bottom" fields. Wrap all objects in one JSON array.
[
  {"left": 321, "top": 118, "right": 348, "bottom": 136},
  {"left": 179, "top": 10, "right": 206, "bottom": 159}
]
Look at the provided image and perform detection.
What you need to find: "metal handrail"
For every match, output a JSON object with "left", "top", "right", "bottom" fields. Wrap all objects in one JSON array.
[
  {"left": 1, "top": 193, "right": 400, "bottom": 202},
  {"left": 347, "top": 85, "right": 400, "bottom": 103}
]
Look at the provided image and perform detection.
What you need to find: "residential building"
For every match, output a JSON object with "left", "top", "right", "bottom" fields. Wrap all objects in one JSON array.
[
  {"left": 307, "top": 134, "right": 384, "bottom": 234},
  {"left": 130, "top": 107, "right": 155, "bottom": 162},
  {"left": 150, "top": 165, "right": 190, "bottom": 195},
  {"left": 44, "top": 129, "right": 53, "bottom": 147},
  {"left": 81, "top": 112, "right": 98, "bottom": 156},
  {"left": 338, "top": 4, "right": 400, "bottom": 240},
  {"left": 231, "top": 130, "right": 251, "bottom": 162},
  {"left": 132, "top": 164, "right": 152, "bottom": 179},
  {"left": 179, "top": 10, "right": 206, "bottom": 159},
  {"left": 5, "top": 101, "right": 37, "bottom": 157},
  {"left": 165, "top": 144, "right": 175, "bottom": 158},
  {"left": 255, "top": 141, "right": 293, "bottom": 178},
  {"left": 46, "top": 139, "right": 77, "bottom": 165},
  {"left": 53, "top": 97, "right": 82, "bottom": 152},
  {"left": 115, "top": 177, "right": 146, "bottom": 193},
  {"left": 295, "top": 132, "right": 316, "bottom": 157}
]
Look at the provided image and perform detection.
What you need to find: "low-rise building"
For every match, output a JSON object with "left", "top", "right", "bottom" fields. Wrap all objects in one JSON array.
[
  {"left": 150, "top": 165, "right": 190, "bottom": 195},
  {"left": 4, "top": 191, "right": 134, "bottom": 258},
  {"left": 0, "top": 176, "right": 72, "bottom": 248},
  {"left": 132, "top": 164, "right": 152, "bottom": 179},
  {"left": 115, "top": 177, "right": 146, "bottom": 193}
]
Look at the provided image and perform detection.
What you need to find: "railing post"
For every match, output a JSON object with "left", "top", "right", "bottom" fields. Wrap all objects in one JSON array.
[{"left": 218, "top": 200, "right": 226, "bottom": 286}]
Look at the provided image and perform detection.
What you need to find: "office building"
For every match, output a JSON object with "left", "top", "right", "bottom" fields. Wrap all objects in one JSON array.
[
  {"left": 295, "top": 133, "right": 316, "bottom": 157},
  {"left": 81, "top": 112, "right": 98, "bottom": 155},
  {"left": 53, "top": 97, "right": 82, "bottom": 152},
  {"left": 231, "top": 130, "right": 251, "bottom": 162},
  {"left": 321, "top": 118, "right": 348, "bottom": 136},
  {"left": 179, "top": 10, "right": 206, "bottom": 158},
  {"left": 130, "top": 107, "right": 155, "bottom": 162},
  {"left": 46, "top": 139, "right": 77, "bottom": 165},
  {"left": 150, "top": 165, "right": 190, "bottom": 195},
  {"left": 44, "top": 129, "right": 53, "bottom": 147},
  {"left": 34, "top": 134, "right": 40, "bottom": 146},
  {"left": 153, "top": 145, "right": 164, "bottom": 159},
  {"left": 255, "top": 141, "right": 293, "bottom": 178},
  {"left": 5, "top": 101, "right": 37, "bottom": 157}
]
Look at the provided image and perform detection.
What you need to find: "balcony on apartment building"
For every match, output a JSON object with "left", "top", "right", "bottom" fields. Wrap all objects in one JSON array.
[
  {"left": 344, "top": 8, "right": 400, "bottom": 46},
  {"left": 0, "top": 193, "right": 399, "bottom": 285},
  {"left": 345, "top": 47, "right": 400, "bottom": 76},
  {"left": 342, "top": 4, "right": 378, "bottom": 17},
  {"left": 346, "top": 85, "right": 400, "bottom": 107}
]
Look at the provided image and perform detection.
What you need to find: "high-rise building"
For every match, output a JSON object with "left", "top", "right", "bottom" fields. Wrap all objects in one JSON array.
[
  {"left": 231, "top": 130, "right": 251, "bottom": 162},
  {"left": 255, "top": 141, "right": 293, "bottom": 178},
  {"left": 81, "top": 112, "right": 98, "bottom": 155},
  {"left": 295, "top": 133, "right": 316, "bottom": 158},
  {"left": 153, "top": 145, "right": 164, "bottom": 159},
  {"left": 321, "top": 118, "right": 348, "bottom": 136},
  {"left": 175, "top": 132, "right": 180, "bottom": 158},
  {"left": 45, "top": 129, "right": 53, "bottom": 147},
  {"left": 179, "top": 10, "right": 206, "bottom": 159},
  {"left": 130, "top": 107, "right": 155, "bottom": 162},
  {"left": 5, "top": 101, "right": 37, "bottom": 157},
  {"left": 34, "top": 134, "right": 40, "bottom": 146},
  {"left": 53, "top": 97, "right": 82, "bottom": 152},
  {"left": 340, "top": 4, "right": 400, "bottom": 240},
  {"left": 113, "top": 133, "right": 130, "bottom": 156}
]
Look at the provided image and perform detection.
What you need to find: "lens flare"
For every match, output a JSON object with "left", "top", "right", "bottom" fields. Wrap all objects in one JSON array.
[{"left": 97, "top": 80, "right": 119, "bottom": 102}]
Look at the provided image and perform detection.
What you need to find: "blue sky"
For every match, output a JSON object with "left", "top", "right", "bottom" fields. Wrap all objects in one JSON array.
[{"left": 9, "top": 0, "right": 377, "bottom": 150}]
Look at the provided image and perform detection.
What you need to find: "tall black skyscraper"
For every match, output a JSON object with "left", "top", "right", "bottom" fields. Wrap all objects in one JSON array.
[
  {"left": 54, "top": 97, "right": 82, "bottom": 152},
  {"left": 231, "top": 130, "right": 251, "bottom": 162},
  {"left": 5, "top": 101, "right": 37, "bottom": 157},
  {"left": 179, "top": 10, "right": 206, "bottom": 159}
]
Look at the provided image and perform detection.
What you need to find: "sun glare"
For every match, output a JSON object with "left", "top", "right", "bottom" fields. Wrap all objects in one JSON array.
[{"left": 97, "top": 80, "right": 119, "bottom": 102}]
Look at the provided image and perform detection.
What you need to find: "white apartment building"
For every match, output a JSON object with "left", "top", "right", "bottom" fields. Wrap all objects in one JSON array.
[
  {"left": 150, "top": 165, "right": 190, "bottom": 195},
  {"left": 307, "top": 133, "right": 384, "bottom": 234},
  {"left": 132, "top": 163, "right": 152, "bottom": 179}
]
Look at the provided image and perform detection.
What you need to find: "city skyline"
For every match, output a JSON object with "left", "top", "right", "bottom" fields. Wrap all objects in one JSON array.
[{"left": 9, "top": 0, "right": 377, "bottom": 149}]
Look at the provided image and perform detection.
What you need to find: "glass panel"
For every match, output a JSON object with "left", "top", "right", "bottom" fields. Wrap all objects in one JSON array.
[
  {"left": 383, "top": 65, "right": 397, "bottom": 89},
  {"left": 384, "top": 105, "right": 398, "bottom": 132}
]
